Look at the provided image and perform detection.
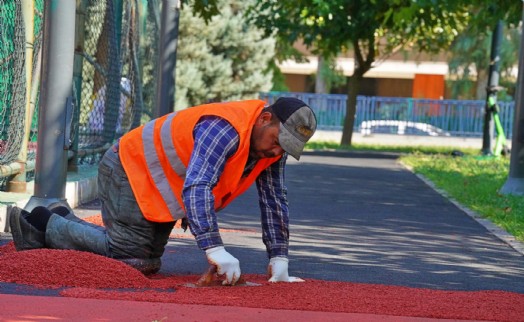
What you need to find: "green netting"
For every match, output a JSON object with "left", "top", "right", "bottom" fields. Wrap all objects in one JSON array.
[
  {"left": 0, "top": 1, "right": 26, "bottom": 166},
  {"left": 73, "top": 0, "right": 158, "bottom": 164},
  {"left": 0, "top": 0, "right": 160, "bottom": 189},
  {"left": 0, "top": 0, "right": 44, "bottom": 189}
]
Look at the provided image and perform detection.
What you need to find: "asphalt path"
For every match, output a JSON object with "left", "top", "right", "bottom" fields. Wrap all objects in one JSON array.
[{"left": 160, "top": 150, "right": 524, "bottom": 293}]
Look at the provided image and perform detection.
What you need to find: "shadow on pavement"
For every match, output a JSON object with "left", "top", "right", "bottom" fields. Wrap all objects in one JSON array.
[{"left": 166, "top": 151, "right": 524, "bottom": 293}]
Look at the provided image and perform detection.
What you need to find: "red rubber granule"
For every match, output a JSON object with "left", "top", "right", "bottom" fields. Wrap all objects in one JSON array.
[
  {"left": 60, "top": 274, "right": 524, "bottom": 322},
  {"left": 1, "top": 242, "right": 523, "bottom": 321},
  {"left": 83, "top": 214, "right": 104, "bottom": 226},
  {"left": 0, "top": 243, "right": 150, "bottom": 289},
  {"left": 0, "top": 241, "right": 16, "bottom": 254},
  {"left": 82, "top": 214, "right": 239, "bottom": 238}
]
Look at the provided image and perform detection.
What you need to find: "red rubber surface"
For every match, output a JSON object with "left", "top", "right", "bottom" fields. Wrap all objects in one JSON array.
[
  {"left": 1, "top": 242, "right": 523, "bottom": 321},
  {"left": 0, "top": 294, "right": 461, "bottom": 322}
]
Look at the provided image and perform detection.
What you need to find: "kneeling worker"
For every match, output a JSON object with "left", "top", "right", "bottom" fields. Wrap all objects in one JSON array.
[{"left": 9, "top": 97, "right": 317, "bottom": 285}]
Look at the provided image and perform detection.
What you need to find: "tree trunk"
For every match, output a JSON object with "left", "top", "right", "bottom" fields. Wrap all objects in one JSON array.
[
  {"left": 475, "top": 68, "right": 488, "bottom": 100},
  {"left": 340, "top": 37, "right": 375, "bottom": 146},
  {"left": 315, "top": 56, "right": 328, "bottom": 94},
  {"left": 340, "top": 74, "right": 362, "bottom": 146}
]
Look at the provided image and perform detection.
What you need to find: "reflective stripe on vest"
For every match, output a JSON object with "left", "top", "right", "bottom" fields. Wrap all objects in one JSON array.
[
  {"left": 142, "top": 112, "right": 186, "bottom": 220},
  {"left": 160, "top": 113, "right": 187, "bottom": 178}
]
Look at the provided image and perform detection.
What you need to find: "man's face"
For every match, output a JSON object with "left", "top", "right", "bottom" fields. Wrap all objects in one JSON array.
[{"left": 250, "top": 112, "right": 285, "bottom": 159}]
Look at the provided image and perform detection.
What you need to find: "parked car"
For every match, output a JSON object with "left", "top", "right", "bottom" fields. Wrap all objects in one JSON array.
[{"left": 359, "top": 120, "right": 451, "bottom": 137}]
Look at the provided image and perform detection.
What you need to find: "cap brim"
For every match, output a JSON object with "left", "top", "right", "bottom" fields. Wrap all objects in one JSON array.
[{"left": 278, "top": 123, "right": 305, "bottom": 160}]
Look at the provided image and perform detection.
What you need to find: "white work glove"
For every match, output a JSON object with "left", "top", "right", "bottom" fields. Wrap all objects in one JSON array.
[
  {"left": 267, "top": 257, "right": 305, "bottom": 283},
  {"left": 205, "top": 246, "right": 241, "bottom": 285}
]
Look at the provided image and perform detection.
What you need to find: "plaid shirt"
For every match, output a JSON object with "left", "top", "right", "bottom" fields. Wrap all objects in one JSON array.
[{"left": 182, "top": 116, "right": 289, "bottom": 258}]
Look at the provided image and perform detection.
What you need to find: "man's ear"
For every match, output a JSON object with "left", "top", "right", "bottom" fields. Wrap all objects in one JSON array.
[{"left": 257, "top": 111, "right": 273, "bottom": 125}]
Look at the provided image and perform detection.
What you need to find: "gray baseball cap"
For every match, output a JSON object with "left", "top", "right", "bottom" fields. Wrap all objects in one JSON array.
[{"left": 270, "top": 97, "right": 317, "bottom": 160}]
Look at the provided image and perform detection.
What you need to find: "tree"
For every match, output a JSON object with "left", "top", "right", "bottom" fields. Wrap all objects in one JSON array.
[
  {"left": 448, "top": 27, "right": 520, "bottom": 101},
  {"left": 181, "top": 0, "right": 220, "bottom": 23},
  {"left": 446, "top": 0, "right": 522, "bottom": 101},
  {"left": 175, "top": 0, "right": 275, "bottom": 109},
  {"left": 249, "top": 0, "right": 470, "bottom": 146},
  {"left": 466, "top": 1, "right": 521, "bottom": 31}
]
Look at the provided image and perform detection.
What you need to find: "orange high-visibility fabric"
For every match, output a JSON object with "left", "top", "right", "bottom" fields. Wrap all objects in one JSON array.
[{"left": 119, "top": 100, "right": 281, "bottom": 222}]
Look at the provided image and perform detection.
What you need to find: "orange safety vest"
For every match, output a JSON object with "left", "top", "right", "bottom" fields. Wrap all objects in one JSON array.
[{"left": 119, "top": 100, "right": 281, "bottom": 222}]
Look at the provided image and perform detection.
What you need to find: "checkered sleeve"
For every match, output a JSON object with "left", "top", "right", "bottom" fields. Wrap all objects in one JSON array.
[
  {"left": 182, "top": 116, "right": 239, "bottom": 250},
  {"left": 256, "top": 154, "right": 289, "bottom": 258}
]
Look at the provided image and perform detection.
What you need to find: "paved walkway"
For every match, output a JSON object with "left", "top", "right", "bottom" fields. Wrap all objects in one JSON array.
[
  {"left": 1, "top": 150, "right": 523, "bottom": 320},
  {"left": 154, "top": 150, "right": 524, "bottom": 292}
]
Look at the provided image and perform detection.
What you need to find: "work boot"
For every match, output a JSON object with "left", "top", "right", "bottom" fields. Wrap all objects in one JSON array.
[
  {"left": 119, "top": 257, "right": 162, "bottom": 275},
  {"left": 47, "top": 202, "right": 83, "bottom": 223},
  {"left": 8, "top": 206, "right": 46, "bottom": 251}
]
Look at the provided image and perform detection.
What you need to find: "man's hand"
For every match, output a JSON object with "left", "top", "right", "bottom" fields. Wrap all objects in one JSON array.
[
  {"left": 267, "top": 257, "right": 305, "bottom": 283},
  {"left": 205, "top": 246, "right": 241, "bottom": 285}
]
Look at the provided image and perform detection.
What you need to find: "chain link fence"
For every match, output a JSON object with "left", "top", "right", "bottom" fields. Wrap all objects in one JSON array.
[
  {"left": 73, "top": 0, "right": 158, "bottom": 164},
  {"left": 0, "top": 0, "right": 159, "bottom": 191},
  {"left": 0, "top": 2, "right": 25, "bottom": 167},
  {"left": 0, "top": 0, "right": 43, "bottom": 191}
]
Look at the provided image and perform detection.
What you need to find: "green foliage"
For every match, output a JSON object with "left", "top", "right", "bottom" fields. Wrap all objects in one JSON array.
[
  {"left": 382, "top": 1, "right": 469, "bottom": 54},
  {"left": 175, "top": 0, "right": 275, "bottom": 109},
  {"left": 447, "top": 24, "right": 520, "bottom": 100},
  {"left": 306, "top": 140, "right": 478, "bottom": 155},
  {"left": 249, "top": 1, "right": 469, "bottom": 61},
  {"left": 248, "top": 0, "right": 472, "bottom": 145},
  {"left": 248, "top": 1, "right": 521, "bottom": 145},
  {"left": 268, "top": 61, "right": 289, "bottom": 92},
  {"left": 465, "top": 0, "right": 522, "bottom": 32},
  {"left": 182, "top": 0, "right": 220, "bottom": 23}
]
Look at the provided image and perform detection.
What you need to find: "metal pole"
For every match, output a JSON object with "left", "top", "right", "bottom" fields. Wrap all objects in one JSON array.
[
  {"left": 154, "top": 0, "right": 180, "bottom": 117},
  {"left": 500, "top": 2, "right": 524, "bottom": 195},
  {"left": 26, "top": 0, "right": 76, "bottom": 210},
  {"left": 481, "top": 21, "right": 503, "bottom": 155}
]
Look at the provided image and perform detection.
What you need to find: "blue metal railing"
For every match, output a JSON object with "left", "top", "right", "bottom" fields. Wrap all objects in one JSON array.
[{"left": 260, "top": 92, "right": 515, "bottom": 138}]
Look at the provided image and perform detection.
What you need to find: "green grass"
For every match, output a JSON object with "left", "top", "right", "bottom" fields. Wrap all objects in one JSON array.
[
  {"left": 306, "top": 141, "right": 524, "bottom": 242},
  {"left": 306, "top": 140, "right": 478, "bottom": 155}
]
